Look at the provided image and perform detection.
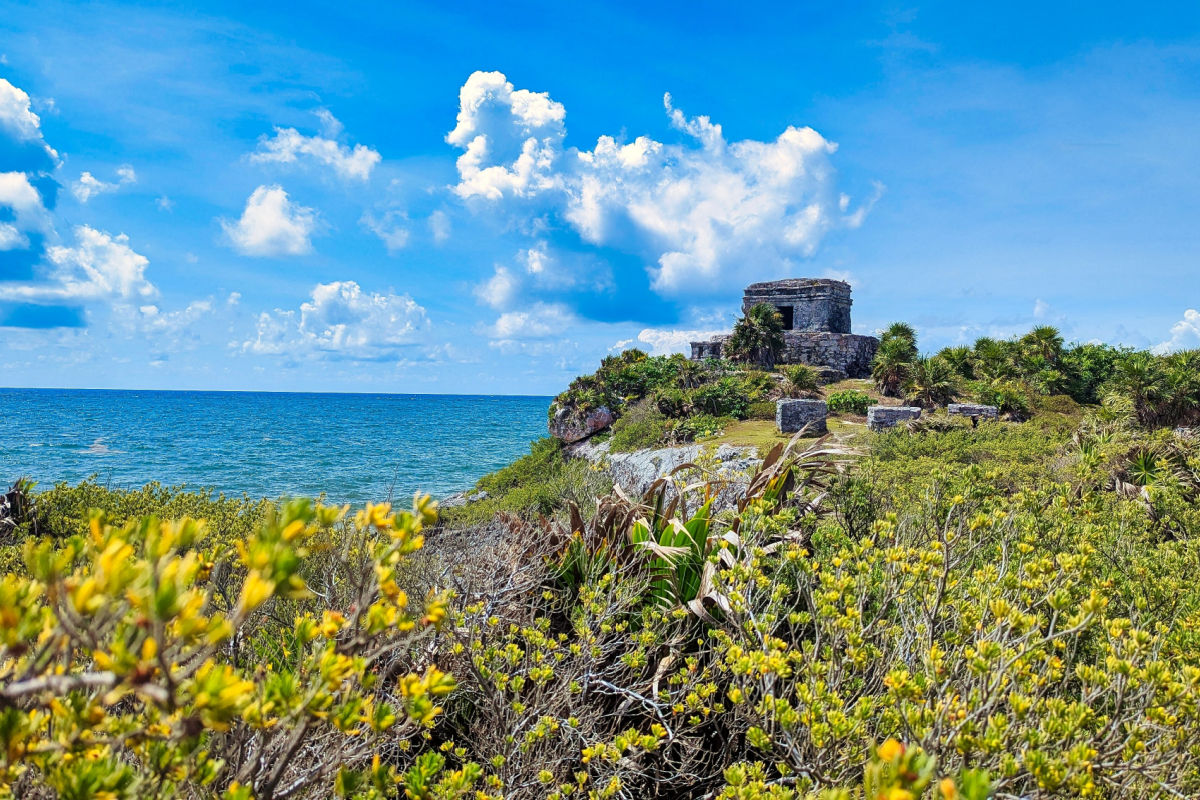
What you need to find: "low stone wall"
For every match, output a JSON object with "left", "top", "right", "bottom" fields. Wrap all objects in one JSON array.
[
  {"left": 867, "top": 405, "right": 922, "bottom": 431},
  {"left": 776, "top": 399, "right": 827, "bottom": 434},
  {"left": 947, "top": 403, "right": 999, "bottom": 421}
]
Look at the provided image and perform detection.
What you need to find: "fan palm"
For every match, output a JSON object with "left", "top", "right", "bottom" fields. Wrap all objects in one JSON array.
[
  {"left": 872, "top": 337, "right": 915, "bottom": 398},
  {"left": 1108, "top": 352, "right": 1165, "bottom": 427},
  {"left": 726, "top": 303, "right": 786, "bottom": 368},
  {"left": 879, "top": 322, "right": 918, "bottom": 360},
  {"left": 937, "top": 346, "right": 975, "bottom": 379},
  {"left": 906, "top": 356, "right": 959, "bottom": 408},
  {"left": 1021, "top": 325, "right": 1065, "bottom": 364}
]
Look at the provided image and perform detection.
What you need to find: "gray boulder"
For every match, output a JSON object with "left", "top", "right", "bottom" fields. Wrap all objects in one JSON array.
[
  {"left": 948, "top": 403, "right": 999, "bottom": 421},
  {"left": 867, "top": 405, "right": 922, "bottom": 431},
  {"left": 548, "top": 404, "right": 616, "bottom": 443},
  {"left": 776, "top": 399, "right": 828, "bottom": 434}
]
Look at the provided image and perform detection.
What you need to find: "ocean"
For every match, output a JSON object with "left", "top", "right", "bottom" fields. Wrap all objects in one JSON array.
[{"left": 0, "top": 389, "right": 553, "bottom": 505}]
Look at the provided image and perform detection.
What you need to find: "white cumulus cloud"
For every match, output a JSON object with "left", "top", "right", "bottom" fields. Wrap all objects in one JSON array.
[
  {"left": 0, "top": 171, "right": 51, "bottom": 241},
  {"left": 361, "top": 210, "right": 409, "bottom": 253},
  {"left": 0, "top": 77, "right": 57, "bottom": 159},
  {"left": 635, "top": 327, "right": 726, "bottom": 356},
  {"left": 72, "top": 164, "right": 136, "bottom": 202},
  {"left": 486, "top": 301, "right": 574, "bottom": 342},
  {"left": 447, "top": 71, "right": 877, "bottom": 298},
  {"left": 0, "top": 225, "right": 156, "bottom": 302},
  {"left": 1153, "top": 309, "right": 1200, "bottom": 354},
  {"left": 446, "top": 70, "right": 566, "bottom": 200},
  {"left": 242, "top": 281, "right": 428, "bottom": 360},
  {"left": 250, "top": 111, "right": 381, "bottom": 181},
  {"left": 223, "top": 185, "right": 317, "bottom": 257}
]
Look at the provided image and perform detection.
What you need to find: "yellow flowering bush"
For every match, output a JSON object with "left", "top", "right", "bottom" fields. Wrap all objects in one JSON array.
[
  {"left": 0, "top": 496, "right": 453, "bottom": 799},
  {"left": 5, "top": 406, "right": 1200, "bottom": 798}
]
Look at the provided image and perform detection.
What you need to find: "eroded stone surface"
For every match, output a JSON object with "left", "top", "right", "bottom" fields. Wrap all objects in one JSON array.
[
  {"left": 548, "top": 404, "right": 615, "bottom": 443},
  {"left": 776, "top": 399, "right": 828, "bottom": 434},
  {"left": 565, "top": 439, "right": 761, "bottom": 512},
  {"left": 867, "top": 405, "right": 922, "bottom": 431},
  {"left": 947, "top": 403, "right": 999, "bottom": 420}
]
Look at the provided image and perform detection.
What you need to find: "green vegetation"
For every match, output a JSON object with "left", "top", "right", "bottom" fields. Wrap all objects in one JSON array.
[
  {"left": 551, "top": 349, "right": 780, "bottom": 448},
  {"left": 7, "top": 384, "right": 1200, "bottom": 797},
  {"left": 868, "top": 323, "right": 1200, "bottom": 427},
  {"left": 6, "top": 322, "right": 1200, "bottom": 799},
  {"left": 782, "top": 364, "right": 822, "bottom": 398},
  {"left": 726, "top": 302, "right": 786, "bottom": 368},
  {"left": 827, "top": 388, "right": 873, "bottom": 415}
]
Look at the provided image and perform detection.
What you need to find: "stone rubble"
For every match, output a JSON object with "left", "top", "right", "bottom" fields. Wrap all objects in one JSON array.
[{"left": 867, "top": 405, "right": 922, "bottom": 431}]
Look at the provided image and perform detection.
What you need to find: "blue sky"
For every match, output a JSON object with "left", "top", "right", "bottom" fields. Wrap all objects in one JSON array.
[{"left": 2, "top": 0, "right": 1199, "bottom": 394}]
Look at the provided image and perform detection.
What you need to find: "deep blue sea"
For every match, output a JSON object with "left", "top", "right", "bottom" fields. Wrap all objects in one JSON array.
[{"left": 0, "top": 389, "right": 552, "bottom": 505}]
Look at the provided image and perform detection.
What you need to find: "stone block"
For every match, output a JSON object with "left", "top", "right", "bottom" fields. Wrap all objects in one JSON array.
[
  {"left": 776, "top": 399, "right": 828, "bottom": 434},
  {"left": 867, "top": 405, "right": 922, "bottom": 431},
  {"left": 947, "top": 403, "right": 999, "bottom": 421}
]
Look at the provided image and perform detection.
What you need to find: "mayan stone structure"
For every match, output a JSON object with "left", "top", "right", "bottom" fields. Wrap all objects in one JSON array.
[
  {"left": 776, "top": 399, "right": 828, "bottom": 434},
  {"left": 689, "top": 278, "right": 879, "bottom": 378}
]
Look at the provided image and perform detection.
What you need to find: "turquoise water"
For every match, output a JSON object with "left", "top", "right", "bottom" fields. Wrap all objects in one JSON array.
[{"left": 0, "top": 389, "right": 552, "bottom": 504}]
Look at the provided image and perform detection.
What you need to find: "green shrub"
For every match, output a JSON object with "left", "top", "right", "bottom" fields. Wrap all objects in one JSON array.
[
  {"left": 610, "top": 401, "right": 671, "bottom": 452},
  {"left": 746, "top": 401, "right": 777, "bottom": 421},
  {"left": 651, "top": 386, "right": 691, "bottom": 418},
  {"left": 782, "top": 364, "right": 821, "bottom": 397},
  {"left": 827, "top": 389, "right": 873, "bottom": 415},
  {"left": 671, "top": 413, "right": 734, "bottom": 441},
  {"left": 691, "top": 377, "right": 750, "bottom": 418},
  {"left": 973, "top": 378, "right": 1033, "bottom": 420}
]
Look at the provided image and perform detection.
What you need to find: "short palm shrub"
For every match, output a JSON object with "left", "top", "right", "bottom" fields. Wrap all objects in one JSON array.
[
  {"left": 782, "top": 363, "right": 822, "bottom": 398},
  {"left": 906, "top": 355, "right": 959, "bottom": 408},
  {"left": 726, "top": 303, "right": 786, "bottom": 368},
  {"left": 827, "top": 389, "right": 873, "bottom": 415}
]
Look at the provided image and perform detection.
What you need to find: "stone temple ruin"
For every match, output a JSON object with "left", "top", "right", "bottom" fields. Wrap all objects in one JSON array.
[{"left": 689, "top": 278, "right": 878, "bottom": 379}]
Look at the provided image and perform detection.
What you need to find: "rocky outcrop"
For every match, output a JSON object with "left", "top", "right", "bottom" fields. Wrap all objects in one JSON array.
[
  {"left": 548, "top": 404, "right": 616, "bottom": 443},
  {"left": 776, "top": 399, "right": 827, "bottom": 434},
  {"left": 566, "top": 439, "right": 760, "bottom": 512},
  {"left": 867, "top": 405, "right": 922, "bottom": 431}
]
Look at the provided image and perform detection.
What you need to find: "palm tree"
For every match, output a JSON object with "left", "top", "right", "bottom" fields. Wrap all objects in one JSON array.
[
  {"left": 1108, "top": 352, "right": 1164, "bottom": 427},
  {"left": 1161, "top": 350, "right": 1200, "bottom": 426},
  {"left": 906, "top": 356, "right": 959, "bottom": 408},
  {"left": 1021, "top": 325, "right": 1064, "bottom": 364},
  {"left": 879, "top": 322, "right": 918, "bottom": 360},
  {"left": 872, "top": 337, "right": 915, "bottom": 398},
  {"left": 726, "top": 303, "right": 786, "bottom": 368},
  {"left": 937, "top": 346, "right": 975, "bottom": 379},
  {"left": 972, "top": 337, "right": 1018, "bottom": 382}
]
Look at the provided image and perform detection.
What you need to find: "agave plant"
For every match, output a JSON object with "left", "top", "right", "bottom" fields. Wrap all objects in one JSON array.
[
  {"left": 1124, "top": 446, "right": 1165, "bottom": 487},
  {"left": 546, "top": 433, "right": 853, "bottom": 622}
]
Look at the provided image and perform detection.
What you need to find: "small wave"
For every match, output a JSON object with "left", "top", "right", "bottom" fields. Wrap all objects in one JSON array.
[{"left": 85, "top": 437, "right": 121, "bottom": 456}]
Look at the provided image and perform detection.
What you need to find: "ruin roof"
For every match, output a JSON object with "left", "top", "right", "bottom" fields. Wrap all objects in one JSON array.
[{"left": 743, "top": 278, "right": 850, "bottom": 292}]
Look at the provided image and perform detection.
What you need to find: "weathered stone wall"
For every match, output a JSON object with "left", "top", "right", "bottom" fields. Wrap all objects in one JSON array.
[
  {"left": 689, "top": 331, "right": 877, "bottom": 378},
  {"left": 781, "top": 332, "right": 877, "bottom": 378},
  {"left": 776, "top": 399, "right": 827, "bottom": 434},
  {"left": 947, "top": 403, "right": 999, "bottom": 421},
  {"left": 742, "top": 278, "right": 852, "bottom": 333},
  {"left": 867, "top": 406, "right": 922, "bottom": 431}
]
